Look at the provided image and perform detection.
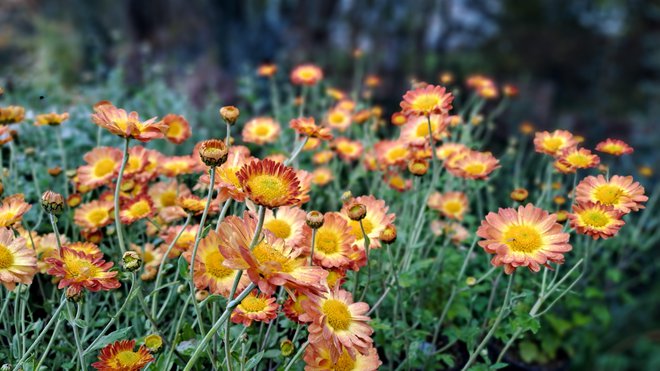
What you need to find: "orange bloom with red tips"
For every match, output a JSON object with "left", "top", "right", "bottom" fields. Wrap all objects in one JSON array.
[
  {"left": 34, "top": 112, "right": 69, "bottom": 126},
  {"left": 436, "top": 142, "right": 469, "bottom": 162},
  {"left": 386, "top": 173, "right": 412, "bottom": 192},
  {"left": 569, "top": 202, "right": 625, "bottom": 240},
  {"left": 158, "top": 156, "right": 197, "bottom": 177},
  {"left": 391, "top": 112, "right": 407, "bottom": 126},
  {"left": 65, "top": 242, "right": 103, "bottom": 259},
  {"left": 0, "top": 194, "right": 32, "bottom": 227},
  {"left": 0, "top": 105, "right": 25, "bottom": 125},
  {"left": 242, "top": 117, "right": 281, "bottom": 145},
  {"left": 400, "top": 85, "right": 453, "bottom": 117},
  {"left": 162, "top": 113, "right": 191, "bottom": 144},
  {"left": 291, "top": 64, "right": 324, "bottom": 86},
  {"left": 120, "top": 196, "right": 154, "bottom": 224},
  {"left": 264, "top": 206, "right": 306, "bottom": 249},
  {"left": 555, "top": 147, "right": 600, "bottom": 173},
  {"left": 91, "top": 101, "right": 165, "bottom": 142},
  {"left": 148, "top": 181, "right": 191, "bottom": 210},
  {"left": 257, "top": 63, "right": 278, "bottom": 77},
  {"left": 302, "top": 212, "right": 355, "bottom": 269},
  {"left": 312, "top": 167, "right": 334, "bottom": 186},
  {"left": 290, "top": 117, "right": 333, "bottom": 140},
  {"left": 399, "top": 114, "right": 449, "bottom": 146},
  {"left": 427, "top": 191, "right": 469, "bottom": 221},
  {"left": 596, "top": 138, "right": 633, "bottom": 156},
  {"left": 477, "top": 204, "right": 572, "bottom": 274},
  {"left": 122, "top": 146, "right": 150, "bottom": 181},
  {"left": 231, "top": 291, "right": 279, "bottom": 326},
  {"left": 575, "top": 175, "right": 647, "bottom": 214},
  {"left": 374, "top": 140, "right": 410, "bottom": 167},
  {"left": 333, "top": 137, "right": 363, "bottom": 162},
  {"left": 162, "top": 224, "right": 199, "bottom": 257},
  {"left": 304, "top": 343, "right": 381, "bottom": 371},
  {"left": 534, "top": 130, "right": 577, "bottom": 156},
  {"left": 74, "top": 200, "right": 114, "bottom": 232},
  {"left": 76, "top": 147, "right": 123, "bottom": 189},
  {"left": 447, "top": 150, "right": 500, "bottom": 180},
  {"left": 91, "top": 339, "right": 154, "bottom": 371},
  {"left": 340, "top": 195, "right": 395, "bottom": 250},
  {"left": 46, "top": 246, "right": 120, "bottom": 295},
  {"left": 283, "top": 291, "right": 313, "bottom": 323},
  {"left": 0, "top": 228, "right": 37, "bottom": 291},
  {"left": 325, "top": 108, "right": 352, "bottom": 132},
  {"left": 237, "top": 159, "right": 301, "bottom": 209}
]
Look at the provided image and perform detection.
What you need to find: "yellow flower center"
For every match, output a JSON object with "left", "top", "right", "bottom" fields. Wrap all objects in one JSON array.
[
  {"left": 163, "top": 161, "right": 190, "bottom": 174},
  {"left": 443, "top": 200, "right": 463, "bottom": 215},
  {"left": 240, "top": 295, "right": 267, "bottom": 313},
  {"left": 335, "top": 350, "right": 357, "bottom": 371},
  {"left": 255, "top": 125, "right": 271, "bottom": 137},
  {"left": 582, "top": 210, "right": 609, "bottom": 227},
  {"left": 143, "top": 250, "right": 154, "bottom": 264},
  {"left": 128, "top": 200, "right": 150, "bottom": 218},
  {"left": 315, "top": 228, "right": 340, "bottom": 255},
  {"left": 337, "top": 142, "right": 357, "bottom": 155},
  {"left": 204, "top": 251, "right": 233, "bottom": 279},
  {"left": 126, "top": 156, "right": 142, "bottom": 173},
  {"left": 385, "top": 147, "right": 408, "bottom": 162},
  {"left": 265, "top": 219, "right": 292, "bottom": 239},
  {"left": 412, "top": 94, "right": 441, "bottom": 113},
  {"left": 349, "top": 219, "right": 373, "bottom": 241},
  {"left": 463, "top": 162, "right": 486, "bottom": 175},
  {"left": 114, "top": 350, "right": 141, "bottom": 366},
  {"left": 299, "top": 69, "right": 315, "bottom": 80},
  {"left": 329, "top": 112, "right": 346, "bottom": 124},
  {"left": 167, "top": 121, "right": 182, "bottom": 137},
  {"left": 593, "top": 184, "right": 624, "bottom": 205},
  {"left": 93, "top": 158, "right": 116, "bottom": 177},
  {"left": 64, "top": 255, "right": 100, "bottom": 281},
  {"left": 566, "top": 153, "right": 591, "bottom": 167},
  {"left": 177, "top": 232, "right": 195, "bottom": 249},
  {"left": 0, "top": 243, "right": 14, "bottom": 269},
  {"left": 160, "top": 190, "right": 177, "bottom": 207},
  {"left": 246, "top": 175, "right": 288, "bottom": 204},
  {"left": 87, "top": 208, "right": 109, "bottom": 226},
  {"left": 322, "top": 299, "right": 352, "bottom": 331},
  {"left": 415, "top": 121, "right": 434, "bottom": 137},
  {"left": 253, "top": 242, "right": 293, "bottom": 273},
  {"left": 502, "top": 225, "right": 543, "bottom": 253},
  {"left": 543, "top": 138, "right": 564, "bottom": 152},
  {"left": 389, "top": 176, "right": 405, "bottom": 189}
]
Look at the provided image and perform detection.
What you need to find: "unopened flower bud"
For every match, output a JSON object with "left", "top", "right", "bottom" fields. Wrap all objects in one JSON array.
[
  {"left": 379, "top": 224, "right": 397, "bottom": 244},
  {"left": 198, "top": 139, "right": 229, "bottom": 167},
  {"left": 347, "top": 202, "right": 367, "bottom": 221},
  {"left": 144, "top": 334, "right": 164, "bottom": 354},
  {"left": 280, "top": 339, "right": 294, "bottom": 357},
  {"left": 41, "top": 190, "right": 64, "bottom": 215},
  {"left": 555, "top": 210, "right": 569, "bottom": 223},
  {"left": 306, "top": 210, "right": 324, "bottom": 229},
  {"left": 1, "top": 364, "right": 11, "bottom": 371},
  {"left": 177, "top": 284, "right": 188, "bottom": 295},
  {"left": 553, "top": 196, "right": 566, "bottom": 206},
  {"left": 510, "top": 188, "right": 528, "bottom": 202},
  {"left": 122, "top": 251, "right": 142, "bottom": 272},
  {"left": 219, "top": 106, "right": 240, "bottom": 125},
  {"left": 465, "top": 276, "right": 477, "bottom": 286},
  {"left": 66, "top": 287, "right": 84, "bottom": 303},
  {"left": 408, "top": 159, "right": 429, "bottom": 176},
  {"left": 48, "top": 166, "right": 62, "bottom": 177},
  {"left": 195, "top": 289, "right": 209, "bottom": 302},
  {"left": 340, "top": 191, "right": 353, "bottom": 204}
]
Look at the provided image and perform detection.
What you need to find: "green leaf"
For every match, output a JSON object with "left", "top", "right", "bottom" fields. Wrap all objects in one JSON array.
[
  {"left": 263, "top": 349, "right": 281, "bottom": 359},
  {"left": 519, "top": 340, "right": 539, "bottom": 363},
  {"left": 178, "top": 255, "right": 189, "bottom": 280},
  {"left": 88, "top": 327, "right": 133, "bottom": 352},
  {"left": 245, "top": 351, "right": 265, "bottom": 369}
]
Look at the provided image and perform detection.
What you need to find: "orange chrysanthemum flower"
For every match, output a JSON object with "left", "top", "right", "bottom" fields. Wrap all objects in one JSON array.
[
  {"left": 304, "top": 137, "right": 322, "bottom": 151},
  {"left": 283, "top": 290, "right": 313, "bottom": 323},
  {"left": 399, "top": 114, "right": 449, "bottom": 146},
  {"left": 264, "top": 206, "right": 306, "bottom": 249},
  {"left": 340, "top": 195, "right": 395, "bottom": 250},
  {"left": 386, "top": 173, "right": 412, "bottom": 192},
  {"left": 427, "top": 191, "right": 469, "bottom": 221},
  {"left": 302, "top": 212, "right": 355, "bottom": 269},
  {"left": 148, "top": 181, "right": 191, "bottom": 210},
  {"left": 91, "top": 101, "right": 165, "bottom": 142},
  {"left": 0, "top": 228, "right": 37, "bottom": 290},
  {"left": 332, "top": 137, "right": 364, "bottom": 162},
  {"left": 447, "top": 150, "right": 500, "bottom": 180},
  {"left": 231, "top": 291, "right": 279, "bottom": 326},
  {"left": 237, "top": 159, "right": 301, "bottom": 209},
  {"left": 533, "top": 130, "right": 577, "bottom": 156},
  {"left": 34, "top": 112, "right": 69, "bottom": 126},
  {"left": 569, "top": 202, "right": 625, "bottom": 240},
  {"left": 312, "top": 167, "right": 334, "bottom": 186},
  {"left": 47, "top": 247, "right": 120, "bottom": 295},
  {"left": 122, "top": 146, "right": 150, "bottom": 180},
  {"left": 66, "top": 241, "right": 103, "bottom": 259},
  {"left": 575, "top": 175, "right": 648, "bottom": 214},
  {"left": 183, "top": 230, "right": 247, "bottom": 296},
  {"left": 120, "top": 196, "right": 154, "bottom": 224},
  {"left": 91, "top": 339, "right": 154, "bottom": 371},
  {"left": 217, "top": 213, "right": 327, "bottom": 296},
  {"left": 162, "top": 113, "right": 191, "bottom": 144},
  {"left": 304, "top": 288, "right": 373, "bottom": 360},
  {"left": 257, "top": 63, "right": 278, "bottom": 77},
  {"left": 400, "top": 85, "right": 453, "bottom": 117},
  {"left": 77, "top": 147, "right": 123, "bottom": 189},
  {"left": 242, "top": 117, "right": 281, "bottom": 145},
  {"left": 74, "top": 200, "right": 114, "bottom": 232},
  {"left": 291, "top": 64, "right": 324, "bottom": 86},
  {"left": 290, "top": 117, "right": 333, "bottom": 140},
  {"left": 477, "top": 204, "right": 572, "bottom": 274},
  {"left": 130, "top": 243, "right": 163, "bottom": 270},
  {"left": 435, "top": 142, "right": 469, "bottom": 162},
  {"left": 0, "top": 194, "right": 32, "bottom": 227},
  {"left": 295, "top": 169, "right": 313, "bottom": 207},
  {"left": 555, "top": 147, "right": 600, "bottom": 173},
  {"left": 158, "top": 156, "right": 197, "bottom": 177},
  {"left": 161, "top": 224, "right": 199, "bottom": 257},
  {"left": 595, "top": 138, "right": 634, "bottom": 156},
  {"left": 374, "top": 140, "right": 410, "bottom": 167},
  {"left": 303, "top": 343, "right": 381, "bottom": 371},
  {"left": 0, "top": 105, "right": 25, "bottom": 125},
  {"left": 325, "top": 108, "right": 352, "bottom": 132},
  {"left": 312, "top": 150, "right": 335, "bottom": 165}
]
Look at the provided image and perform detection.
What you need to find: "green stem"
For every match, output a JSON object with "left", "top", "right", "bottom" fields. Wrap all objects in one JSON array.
[
  {"left": 67, "top": 302, "right": 86, "bottom": 369},
  {"left": 114, "top": 138, "right": 130, "bottom": 254},
  {"left": 13, "top": 296, "right": 66, "bottom": 370},
  {"left": 309, "top": 228, "right": 317, "bottom": 265},
  {"left": 283, "top": 340, "right": 309, "bottom": 371}
]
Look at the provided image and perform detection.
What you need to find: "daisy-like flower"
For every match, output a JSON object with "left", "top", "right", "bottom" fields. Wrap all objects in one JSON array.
[
  {"left": 161, "top": 224, "right": 199, "bottom": 257},
  {"left": 575, "top": 175, "right": 648, "bottom": 214},
  {"left": 332, "top": 137, "right": 363, "bottom": 162},
  {"left": 203, "top": 148, "right": 254, "bottom": 203},
  {"left": 120, "top": 196, "right": 154, "bottom": 224},
  {"left": 304, "top": 288, "right": 373, "bottom": 359},
  {"left": 447, "top": 150, "right": 500, "bottom": 180},
  {"left": 336, "top": 99, "right": 356, "bottom": 112},
  {"left": 325, "top": 108, "right": 352, "bottom": 132},
  {"left": 291, "top": 64, "right": 324, "bottom": 86},
  {"left": 74, "top": 200, "right": 114, "bottom": 232},
  {"left": 304, "top": 137, "right": 322, "bottom": 151},
  {"left": 386, "top": 173, "right": 412, "bottom": 192},
  {"left": 139, "top": 148, "right": 164, "bottom": 183},
  {"left": 77, "top": 147, "right": 122, "bottom": 189},
  {"left": 374, "top": 140, "right": 410, "bottom": 167},
  {"left": 264, "top": 206, "right": 306, "bottom": 248},
  {"left": 122, "top": 146, "right": 149, "bottom": 180},
  {"left": 242, "top": 117, "right": 281, "bottom": 145},
  {"left": 569, "top": 202, "right": 625, "bottom": 240},
  {"left": 183, "top": 230, "right": 247, "bottom": 296},
  {"left": 399, "top": 114, "right": 449, "bottom": 146},
  {"left": 237, "top": 159, "right": 301, "bottom": 209},
  {"left": 91, "top": 339, "right": 154, "bottom": 371},
  {"left": 435, "top": 142, "right": 469, "bottom": 162},
  {"left": 34, "top": 112, "right": 69, "bottom": 126},
  {"left": 595, "top": 138, "right": 634, "bottom": 156},
  {"left": 303, "top": 343, "right": 381, "bottom": 371},
  {"left": 130, "top": 243, "right": 164, "bottom": 270},
  {"left": 0, "top": 106, "right": 25, "bottom": 125},
  {"left": 158, "top": 156, "right": 197, "bottom": 177},
  {"left": 340, "top": 195, "right": 395, "bottom": 250},
  {"left": 312, "top": 167, "right": 334, "bottom": 186},
  {"left": 148, "top": 181, "right": 191, "bottom": 210},
  {"left": 302, "top": 212, "right": 355, "bottom": 269},
  {"left": 555, "top": 147, "right": 600, "bottom": 173},
  {"left": 257, "top": 63, "right": 278, "bottom": 77},
  {"left": 162, "top": 114, "right": 191, "bottom": 144},
  {"left": 91, "top": 101, "right": 165, "bottom": 142},
  {"left": 427, "top": 191, "right": 469, "bottom": 220},
  {"left": 231, "top": 291, "right": 279, "bottom": 326},
  {"left": 65, "top": 242, "right": 103, "bottom": 259},
  {"left": 0, "top": 194, "right": 32, "bottom": 227},
  {"left": 400, "top": 85, "right": 453, "bottom": 117},
  {"left": 0, "top": 228, "right": 37, "bottom": 290},
  {"left": 47, "top": 247, "right": 120, "bottom": 295},
  {"left": 430, "top": 221, "right": 470, "bottom": 245},
  {"left": 283, "top": 291, "right": 313, "bottom": 323},
  {"left": 290, "top": 117, "right": 333, "bottom": 140},
  {"left": 533, "top": 130, "right": 577, "bottom": 156},
  {"left": 477, "top": 204, "right": 572, "bottom": 274},
  {"left": 295, "top": 169, "right": 313, "bottom": 207},
  {"left": 217, "top": 213, "right": 328, "bottom": 296},
  {"left": 312, "top": 150, "right": 335, "bottom": 165},
  {"left": 176, "top": 194, "right": 219, "bottom": 216}
]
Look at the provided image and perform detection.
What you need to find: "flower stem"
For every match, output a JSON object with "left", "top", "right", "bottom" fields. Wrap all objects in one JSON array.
[
  {"left": 283, "top": 340, "right": 309, "bottom": 371},
  {"left": 114, "top": 138, "right": 130, "bottom": 254},
  {"left": 309, "top": 228, "right": 317, "bottom": 265},
  {"left": 13, "top": 295, "right": 66, "bottom": 370},
  {"left": 48, "top": 213, "right": 63, "bottom": 255},
  {"left": 66, "top": 302, "right": 86, "bottom": 369}
]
